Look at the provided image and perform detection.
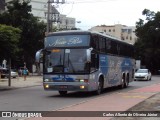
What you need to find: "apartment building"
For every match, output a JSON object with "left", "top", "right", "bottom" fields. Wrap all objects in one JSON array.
[
  {"left": 0, "top": 0, "right": 5, "bottom": 13},
  {"left": 29, "top": 0, "right": 76, "bottom": 29},
  {"left": 89, "top": 24, "right": 137, "bottom": 44},
  {"left": 29, "top": 0, "right": 48, "bottom": 22},
  {"left": 57, "top": 14, "right": 75, "bottom": 30},
  {"left": 4, "top": 0, "right": 76, "bottom": 29}
]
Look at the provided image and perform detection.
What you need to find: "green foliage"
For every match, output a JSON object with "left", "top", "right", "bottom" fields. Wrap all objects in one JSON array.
[
  {"left": 0, "top": 24, "right": 21, "bottom": 60},
  {"left": 135, "top": 9, "right": 160, "bottom": 73},
  {"left": 0, "top": 0, "right": 46, "bottom": 69}
]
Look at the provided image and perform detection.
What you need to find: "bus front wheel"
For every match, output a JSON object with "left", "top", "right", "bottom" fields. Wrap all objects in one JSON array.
[
  {"left": 95, "top": 78, "right": 103, "bottom": 95},
  {"left": 59, "top": 91, "right": 67, "bottom": 96}
]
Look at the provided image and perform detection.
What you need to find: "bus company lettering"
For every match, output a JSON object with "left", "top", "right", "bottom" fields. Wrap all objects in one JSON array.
[
  {"left": 68, "top": 37, "right": 82, "bottom": 45},
  {"left": 49, "top": 37, "right": 82, "bottom": 47},
  {"left": 49, "top": 38, "right": 67, "bottom": 46}
]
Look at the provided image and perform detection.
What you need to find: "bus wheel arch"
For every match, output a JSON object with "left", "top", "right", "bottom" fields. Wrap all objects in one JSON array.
[
  {"left": 124, "top": 73, "right": 129, "bottom": 88},
  {"left": 120, "top": 73, "right": 125, "bottom": 89},
  {"left": 95, "top": 75, "right": 104, "bottom": 95}
]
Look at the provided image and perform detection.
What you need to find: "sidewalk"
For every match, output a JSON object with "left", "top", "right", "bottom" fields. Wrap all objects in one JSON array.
[{"left": 0, "top": 75, "right": 42, "bottom": 90}]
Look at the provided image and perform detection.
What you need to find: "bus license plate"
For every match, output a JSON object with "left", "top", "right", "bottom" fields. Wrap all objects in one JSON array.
[{"left": 59, "top": 86, "right": 67, "bottom": 89}]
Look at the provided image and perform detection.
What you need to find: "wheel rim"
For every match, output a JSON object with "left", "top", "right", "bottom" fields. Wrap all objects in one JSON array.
[
  {"left": 96, "top": 80, "right": 102, "bottom": 95},
  {"left": 121, "top": 78, "right": 125, "bottom": 88}
]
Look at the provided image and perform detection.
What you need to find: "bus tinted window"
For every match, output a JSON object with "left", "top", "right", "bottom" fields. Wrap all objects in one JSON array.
[
  {"left": 92, "top": 35, "right": 99, "bottom": 51},
  {"left": 106, "top": 38, "right": 112, "bottom": 54},
  {"left": 99, "top": 37, "right": 106, "bottom": 53},
  {"left": 90, "top": 33, "right": 134, "bottom": 58},
  {"left": 110, "top": 40, "right": 118, "bottom": 55}
]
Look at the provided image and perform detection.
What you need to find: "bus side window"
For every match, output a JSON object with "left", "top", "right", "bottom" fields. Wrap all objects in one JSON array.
[
  {"left": 111, "top": 40, "right": 117, "bottom": 55},
  {"left": 99, "top": 37, "right": 106, "bottom": 53},
  {"left": 91, "top": 35, "right": 99, "bottom": 51},
  {"left": 91, "top": 52, "right": 99, "bottom": 71},
  {"left": 106, "top": 39, "right": 111, "bottom": 54}
]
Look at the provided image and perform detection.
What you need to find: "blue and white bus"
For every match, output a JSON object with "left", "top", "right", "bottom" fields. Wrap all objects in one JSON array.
[{"left": 36, "top": 31, "right": 135, "bottom": 95}]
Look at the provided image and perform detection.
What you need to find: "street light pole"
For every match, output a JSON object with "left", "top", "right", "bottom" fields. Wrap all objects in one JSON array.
[
  {"left": 47, "top": 0, "right": 51, "bottom": 34},
  {"left": 8, "top": 58, "right": 11, "bottom": 86}
]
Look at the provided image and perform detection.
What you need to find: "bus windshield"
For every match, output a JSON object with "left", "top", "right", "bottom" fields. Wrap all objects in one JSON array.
[{"left": 44, "top": 49, "right": 89, "bottom": 73}]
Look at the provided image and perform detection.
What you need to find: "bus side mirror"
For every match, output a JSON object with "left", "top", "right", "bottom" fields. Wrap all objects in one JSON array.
[
  {"left": 86, "top": 48, "right": 92, "bottom": 62},
  {"left": 35, "top": 49, "right": 44, "bottom": 63}
]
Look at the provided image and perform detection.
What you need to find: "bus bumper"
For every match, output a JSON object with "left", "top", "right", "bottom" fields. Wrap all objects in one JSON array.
[{"left": 43, "top": 82, "right": 89, "bottom": 91}]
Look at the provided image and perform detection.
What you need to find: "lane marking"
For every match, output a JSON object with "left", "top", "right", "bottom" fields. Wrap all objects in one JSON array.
[{"left": 123, "top": 95, "right": 147, "bottom": 99}]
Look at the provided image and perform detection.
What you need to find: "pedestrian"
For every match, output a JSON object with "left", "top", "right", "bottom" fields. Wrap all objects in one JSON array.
[
  {"left": 18, "top": 68, "right": 22, "bottom": 77},
  {"left": 23, "top": 67, "right": 28, "bottom": 81}
]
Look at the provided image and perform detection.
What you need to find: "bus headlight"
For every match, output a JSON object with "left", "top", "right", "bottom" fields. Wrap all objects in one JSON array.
[
  {"left": 45, "top": 84, "right": 49, "bottom": 88},
  {"left": 80, "top": 85, "right": 85, "bottom": 89}
]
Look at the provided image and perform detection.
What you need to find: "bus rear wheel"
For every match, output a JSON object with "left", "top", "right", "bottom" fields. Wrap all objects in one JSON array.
[
  {"left": 124, "top": 75, "right": 129, "bottom": 88},
  {"left": 59, "top": 91, "right": 67, "bottom": 96},
  {"left": 119, "top": 77, "right": 125, "bottom": 89}
]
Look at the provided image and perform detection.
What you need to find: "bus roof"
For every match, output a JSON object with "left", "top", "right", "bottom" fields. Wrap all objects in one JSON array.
[
  {"left": 47, "top": 30, "right": 91, "bottom": 36},
  {"left": 47, "top": 30, "right": 133, "bottom": 46}
]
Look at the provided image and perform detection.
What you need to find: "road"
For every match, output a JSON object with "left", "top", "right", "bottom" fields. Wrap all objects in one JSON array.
[{"left": 0, "top": 76, "right": 160, "bottom": 112}]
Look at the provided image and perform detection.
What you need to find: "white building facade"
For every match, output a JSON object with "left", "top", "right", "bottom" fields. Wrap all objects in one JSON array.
[
  {"left": 27, "top": 0, "right": 76, "bottom": 29},
  {"left": 29, "top": 0, "right": 47, "bottom": 22},
  {"left": 89, "top": 24, "right": 137, "bottom": 44},
  {"left": 57, "top": 14, "right": 75, "bottom": 30},
  {"left": 5, "top": 0, "right": 76, "bottom": 29}
]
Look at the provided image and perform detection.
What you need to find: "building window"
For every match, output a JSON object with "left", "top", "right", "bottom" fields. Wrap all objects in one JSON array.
[
  {"left": 121, "top": 37, "right": 125, "bottom": 40},
  {"left": 109, "top": 29, "right": 111, "bottom": 32},
  {"left": 128, "top": 29, "right": 132, "bottom": 34},
  {"left": 113, "top": 29, "right": 115, "bottom": 32},
  {"left": 130, "top": 36, "right": 132, "bottom": 40},
  {"left": 122, "top": 29, "right": 127, "bottom": 33}
]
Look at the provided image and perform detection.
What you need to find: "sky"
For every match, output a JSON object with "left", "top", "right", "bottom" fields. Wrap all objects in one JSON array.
[{"left": 55, "top": 0, "right": 160, "bottom": 30}]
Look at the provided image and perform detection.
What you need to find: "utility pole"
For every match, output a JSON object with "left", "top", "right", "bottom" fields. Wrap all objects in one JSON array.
[
  {"left": 46, "top": 0, "right": 65, "bottom": 35},
  {"left": 47, "top": 0, "right": 51, "bottom": 34},
  {"left": 8, "top": 58, "right": 11, "bottom": 86}
]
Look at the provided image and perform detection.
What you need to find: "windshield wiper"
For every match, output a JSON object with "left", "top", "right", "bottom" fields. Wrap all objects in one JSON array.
[{"left": 67, "top": 53, "right": 75, "bottom": 73}]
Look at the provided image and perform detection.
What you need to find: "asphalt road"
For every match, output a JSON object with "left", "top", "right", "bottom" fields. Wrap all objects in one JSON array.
[{"left": 0, "top": 76, "right": 160, "bottom": 112}]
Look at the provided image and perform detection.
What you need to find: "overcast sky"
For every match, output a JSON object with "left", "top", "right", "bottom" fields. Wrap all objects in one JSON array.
[{"left": 56, "top": 0, "right": 160, "bottom": 30}]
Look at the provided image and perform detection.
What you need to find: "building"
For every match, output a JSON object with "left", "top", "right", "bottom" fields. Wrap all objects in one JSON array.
[
  {"left": 4, "top": 0, "right": 76, "bottom": 29},
  {"left": 29, "top": 0, "right": 76, "bottom": 30},
  {"left": 57, "top": 14, "right": 76, "bottom": 30},
  {"left": 0, "top": 0, "right": 5, "bottom": 13},
  {"left": 29, "top": 0, "right": 48, "bottom": 22},
  {"left": 89, "top": 24, "right": 137, "bottom": 44}
]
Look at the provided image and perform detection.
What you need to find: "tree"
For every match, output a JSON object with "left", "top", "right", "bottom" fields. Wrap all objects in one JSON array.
[
  {"left": 0, "top": 0, "right": 46, "bottom": 70},
  {"left": 135, "top": 9, "right": 160, "bottom": 74},
  {"left": 0, "top": 24, "right": 21, "bottom": 63}
]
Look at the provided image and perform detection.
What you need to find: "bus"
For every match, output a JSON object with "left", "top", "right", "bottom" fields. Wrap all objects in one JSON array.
[{"left": 36, "top": 30, "right": 135, "bottom": 95}]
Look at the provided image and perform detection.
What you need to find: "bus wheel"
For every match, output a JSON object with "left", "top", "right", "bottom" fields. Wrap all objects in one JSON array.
[
  {"left": 59, "top": 91, "right": 67, "bottom": 96},
  {"left": 95, "top": 78, "right": 103, "bottom": 95},
  {"left": 119, "top": 77, "right": 125, "bottom": 89},
  {"left": 124, "top": 76, "right": 129, "bottom": 88}
]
